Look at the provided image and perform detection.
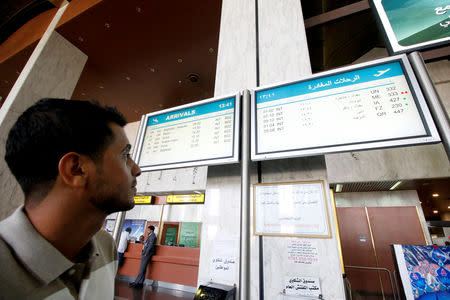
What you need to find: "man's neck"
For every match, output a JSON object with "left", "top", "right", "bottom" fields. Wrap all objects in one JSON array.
[{"left": 25, "top": 196, "right": 107, "bottom": 262}]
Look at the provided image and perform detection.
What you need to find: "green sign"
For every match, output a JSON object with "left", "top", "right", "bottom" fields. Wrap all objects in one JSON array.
[
  {"left": 372, "top": 0, "right": 450, "bottom": 53},
  {"left": 179, "top": 222, "right": 201, "bottom": 248},
  {"left": 164, "top": 227, "right": 177, "bottom": 245}
]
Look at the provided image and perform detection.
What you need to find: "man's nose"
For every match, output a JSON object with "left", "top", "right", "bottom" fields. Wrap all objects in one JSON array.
[{"left": 132, "top": 159, "right": 141, "bottom": 177}]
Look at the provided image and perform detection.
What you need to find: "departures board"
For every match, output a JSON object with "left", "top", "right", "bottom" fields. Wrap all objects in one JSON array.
[
  {"left": 251, "top": 55, "right": 440, "bottom": 161},
  {"left": 135, "top": 94, "right": 240, "bottom": 171}
]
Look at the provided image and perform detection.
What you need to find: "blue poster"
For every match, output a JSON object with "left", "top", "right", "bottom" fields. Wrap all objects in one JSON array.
[
  {"left": 122, "top": 219, "right": 146, "bottom": 240},
  {"left": 396, "top": 245, "right": 450, "bottom": 299}
]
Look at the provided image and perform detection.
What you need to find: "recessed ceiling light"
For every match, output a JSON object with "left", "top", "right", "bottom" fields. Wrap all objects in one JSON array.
[
  {"left": 158, "top": 104, "right": 163, "bottom": 108},
  {"left": 81, "top": 92, "right": 86, "bottom": 96},
  {"left": 335, "top": 184, "right": 343, "bottom": 193},
  {"left": 177, "top": 58, "right": 183, "bottom": 63},
  {"left": 432, "top": 193, "right": 439, "bottom": 197},
  {"left": 448, "top": 206, "right": 450, "bottom": 209},
  {"left": 105, "top": 23, "right": 110, "bottom": 28},
  {"left": 99, "top": 86, "right": 104, "bottom": 89},
  {"left": 78, "top": 36, "right": 84, "bottom": 42},
  {"left": 209, "top": 48, "right": 214, "bottom": 53},
  {"left": 433, "top": 210, "right": 439, "bottom": 214},
  {"left": 390, "top": 181, "right": 402, "bottom": 190},
  {"left": 126, "top": 77, "right": 131, "bottom": 81},
  {"left": 150, "top": 68, "right": 156, "bottom": 72},
  {"left": 178, "top": 80, "right": 182, "bottom": 84},
  {"left": 136, "top": 7, "right": 141, "bottom": 13}
]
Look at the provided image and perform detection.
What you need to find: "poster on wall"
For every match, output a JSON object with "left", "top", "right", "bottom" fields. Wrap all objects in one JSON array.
[
  {"left": 253, "top": 180, "right": 331, "bottom": 238},
  {"left": 393, "top": 244, "right": 450, "bottom": 299},
  {"left": 371, "top": 0, "right": 450, "bottom": 54},
  {"left": 179, "top": 222, "right": 201, "bottom": 248},
  {"left": 122, "top": 219, "right": 147, "bottom": 240},
  {"left": 104, "top": 219, "right": 116, "bottom": 234}
]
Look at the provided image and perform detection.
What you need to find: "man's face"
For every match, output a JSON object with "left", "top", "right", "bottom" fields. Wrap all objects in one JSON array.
[{"left": 88, "top": 123, "right": 141, "bottom": 214}]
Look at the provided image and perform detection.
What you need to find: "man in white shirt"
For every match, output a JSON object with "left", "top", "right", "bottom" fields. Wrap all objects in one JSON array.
[{"left": 118, "top": 227, "right": 132, "bottom": 266}]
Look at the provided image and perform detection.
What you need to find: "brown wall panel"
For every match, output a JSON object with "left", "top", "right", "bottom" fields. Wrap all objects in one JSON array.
[{"left": 337, "top": 207, "right": 381, "bottom": 293}]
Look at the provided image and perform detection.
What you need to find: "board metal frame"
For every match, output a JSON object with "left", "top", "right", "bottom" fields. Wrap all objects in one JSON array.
[
  {"left": 251, "top": 54, "right": 440, "bottom": 161},
  {"left": 134, "top": 93, "right": 241, "bottom": 171}
]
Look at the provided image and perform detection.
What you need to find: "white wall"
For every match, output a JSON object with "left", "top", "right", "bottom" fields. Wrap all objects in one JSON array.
[{"left": 0, "top": 4, "right": 87, "bottom": 221}]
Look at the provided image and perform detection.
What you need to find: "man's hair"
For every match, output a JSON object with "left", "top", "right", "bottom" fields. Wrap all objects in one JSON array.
[
  {"left": 149, "top": 225, "right": 155, "bottom": 231},
  {"left": 125, "top": 227, "right": 132, "bottom": 232},
  {"left": 5, "top": 98, "right": 127, "bottom": 197}
]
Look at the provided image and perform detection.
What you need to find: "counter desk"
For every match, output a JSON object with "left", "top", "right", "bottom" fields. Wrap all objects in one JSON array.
[{"left": 118, "top": 243, "right": 200, "bottom": 287}]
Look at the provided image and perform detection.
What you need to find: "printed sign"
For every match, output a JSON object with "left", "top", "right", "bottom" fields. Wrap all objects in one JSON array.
[
  {"left": 134, "top": 195, "right": 152, "bottom": 204},
  {"left": 287, "top": 239, "right": 320, "bottom": 265},
  {"left": 285, "top": 276, "right": 321, "bottom": 297},
  {"left": 254, "top": 181, "right": 330, "bottom": 237},
  {"left": 210, "top": 237, "right": 239, "bottom": 284},
  {"left": 167, "top": 194, "right": 205, "bottom": 203}
]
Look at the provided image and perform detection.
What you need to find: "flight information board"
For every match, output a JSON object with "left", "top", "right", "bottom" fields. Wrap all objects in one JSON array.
[
  {"left": 135, "top": 94, "right": 240, "bottom": 171},
  {"left": 251, "top": 55, "right": 440, "bottom": 161}
]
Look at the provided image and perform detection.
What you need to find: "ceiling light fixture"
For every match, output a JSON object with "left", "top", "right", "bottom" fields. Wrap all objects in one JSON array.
[
  {"left": 389, "top": 181, "right": 402, "bottom": 190},
  {"left": 433, "top": 210, "right": 438, "bottom": 214},
  {"left": 335, "top": 184, "right": 343, "bottom": 193},
  {"left": 432, "top": 193, "right": 439, "bottom": 197}
]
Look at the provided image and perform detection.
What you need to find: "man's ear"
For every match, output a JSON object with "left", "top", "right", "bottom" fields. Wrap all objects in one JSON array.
[{"left": 58, "top": 152, "right": 91, "bottom": 187}]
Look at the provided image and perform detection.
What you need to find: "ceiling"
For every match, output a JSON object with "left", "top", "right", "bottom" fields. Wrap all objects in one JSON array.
[
  {"left": 0, "top": 0, "right": 449, "bottom": 220},
  {"left": 330, "top": 178, "right": 450, "bottom": 220},
  {"left": 0, "top": 0, "right": 222, "bottom": 122}
]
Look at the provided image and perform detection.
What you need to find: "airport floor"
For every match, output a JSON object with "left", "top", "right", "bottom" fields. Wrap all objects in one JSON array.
[{"left": 115, "top": 279, "right": 195, "bottom": 300}]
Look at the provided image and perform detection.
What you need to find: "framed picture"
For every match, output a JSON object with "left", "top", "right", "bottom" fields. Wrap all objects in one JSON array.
[{"left": 253, "top": 180, "right": 331, "bottom": 238}]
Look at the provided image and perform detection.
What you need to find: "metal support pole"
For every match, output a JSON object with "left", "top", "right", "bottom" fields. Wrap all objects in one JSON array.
[
  {"left": 408, "top": 51, "right": 450, "bottom": 160},
  {"left": 112, "top": 211, "right": 126, "bottom": 246},
  {"left": 240, "top": 90, "right": 251, "bottom": 300}
]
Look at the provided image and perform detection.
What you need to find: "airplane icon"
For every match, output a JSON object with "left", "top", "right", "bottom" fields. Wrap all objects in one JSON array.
[
  {"left": 374, "top": 68, "right": 390, "bottom": 77},
  {"left": 153, "top": 118, "right": 159, "bottom": 123}
]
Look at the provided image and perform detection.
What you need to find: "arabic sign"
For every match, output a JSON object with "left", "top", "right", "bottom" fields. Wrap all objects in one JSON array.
[
  {"left": 253, "top": 181, "right": 331, "bottom": 237},
  {"left": 134, "top": 94, "right": 240, "bottom": 171},
  {"left": 284, "top": 276, "right": 321, "bottom": 297},
  {"left": 371, "top": 0, "right": 450, "bottom": 54},
  {"left": 251, "top": 55, "right": 440, "bottom": 161},
  {"left": 287, "top": 239, "right": 320, "bottom": 265},
  {"left": 166, "top": 194, "right": 205, "bottom": 203},
  {"left": 210, "top": 237, "right": 239, "bottom": 284},
  {"left": 134, "top": 195, "right": 152, "bottom": 204}
]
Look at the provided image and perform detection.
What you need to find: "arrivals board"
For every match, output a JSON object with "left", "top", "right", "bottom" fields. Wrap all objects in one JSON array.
[
  {"left": 135, "top": 94, "right": 240, "bottom": 171},
  {"left": 371, "top": 0, "right": 450, "bottom": 54},
  {"left": 251, "top": 55, "right": 440, "bottom": 161}
]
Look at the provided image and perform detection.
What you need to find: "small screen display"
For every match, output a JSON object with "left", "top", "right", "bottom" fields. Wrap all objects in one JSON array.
[{"left": 137, "top": 95, "right": 239, "bottom": 171}]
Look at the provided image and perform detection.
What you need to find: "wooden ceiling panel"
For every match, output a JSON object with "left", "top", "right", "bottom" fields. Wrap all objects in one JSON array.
[{"left": 56, "top": 0, "right": 222, "bottom": 122}]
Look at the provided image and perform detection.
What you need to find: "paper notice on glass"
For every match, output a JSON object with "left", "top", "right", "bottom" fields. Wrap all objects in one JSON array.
[
  {"left": 285, "top": 276, "right": 321, "bottom": 297},
  {"left": 210, "top": 237, "right": 238, "bottom": 283}
]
